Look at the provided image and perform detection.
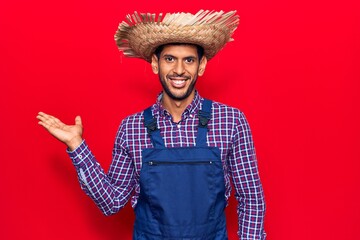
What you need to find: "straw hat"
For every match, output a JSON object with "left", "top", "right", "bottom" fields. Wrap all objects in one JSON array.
[{"left": 114, "top": 10, "right": 239, "bottom": 62}]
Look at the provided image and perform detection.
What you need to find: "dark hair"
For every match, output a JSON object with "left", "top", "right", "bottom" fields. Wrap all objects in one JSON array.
[{"left": 154, "top": 43, "right": 204, "bottom": 61}]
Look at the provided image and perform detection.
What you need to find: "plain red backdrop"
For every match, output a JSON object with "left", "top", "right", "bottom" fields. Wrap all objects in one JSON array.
[{"left": 1, "top": 0, "right": 359, "bottom": 239}]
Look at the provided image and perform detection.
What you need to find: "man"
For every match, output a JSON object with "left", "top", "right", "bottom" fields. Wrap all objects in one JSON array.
[{"left": 37, "top": 10, "right": 266, "bottom": 239}]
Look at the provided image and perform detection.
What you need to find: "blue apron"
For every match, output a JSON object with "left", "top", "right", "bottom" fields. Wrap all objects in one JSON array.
[{"left": 133, "top": 99, "right": 228, "bottom": 240}]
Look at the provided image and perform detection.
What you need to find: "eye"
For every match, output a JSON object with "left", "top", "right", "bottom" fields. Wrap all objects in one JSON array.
[
  {"left": 184, "top": 57, "right": 195, "bottom": 64},
  {"left": 164, "top": 56, "right": 174, "bottom": 62}
]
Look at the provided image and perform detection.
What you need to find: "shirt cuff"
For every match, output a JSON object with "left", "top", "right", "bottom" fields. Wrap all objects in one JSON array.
[{"left": 66, "top": 140, "right": 94, "bottom": 167}]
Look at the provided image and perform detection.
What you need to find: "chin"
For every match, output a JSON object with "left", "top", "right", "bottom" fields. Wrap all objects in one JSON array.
[{"left": 170, "top": 91, "right": 194, "bottom": 101}]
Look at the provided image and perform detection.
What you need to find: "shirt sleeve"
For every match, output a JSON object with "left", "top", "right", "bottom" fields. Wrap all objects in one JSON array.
[
  {"left": 67, "top": 120, "right": 136, "bottom": 216},
  {"left": 228, "top": 111, "right": 266, "bottom": 239}
]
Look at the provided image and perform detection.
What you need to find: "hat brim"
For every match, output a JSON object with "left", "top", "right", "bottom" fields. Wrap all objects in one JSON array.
[{"left": 115, "top": 10, "right": 239, "bottom": 62}]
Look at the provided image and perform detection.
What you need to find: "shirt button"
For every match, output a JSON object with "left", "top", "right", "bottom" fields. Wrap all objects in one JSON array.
[
  {"left": 177, "top": 124, "right": 181, "bottom": 129},
  {"left": 190, "top": 114, "right": 194, "bottom": 118},
  {"left": 78, "top": 155, "right": 83, "bottom": 159}
]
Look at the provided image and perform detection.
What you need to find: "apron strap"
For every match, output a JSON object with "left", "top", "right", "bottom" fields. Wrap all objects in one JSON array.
[
  {"left": 196, "top": 99, "right": 213, "bottom": 147},
  {"left": 143, "top": 107, "right": 165, "bottom": 148},
  {"left": 144, "top": 99, "right": 212, "bottom": 148}
]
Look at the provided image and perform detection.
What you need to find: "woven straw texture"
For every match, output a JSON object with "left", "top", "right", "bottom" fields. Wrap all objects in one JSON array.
[{"left": 114, "top": 10, "right": 239, "bottom": 62}]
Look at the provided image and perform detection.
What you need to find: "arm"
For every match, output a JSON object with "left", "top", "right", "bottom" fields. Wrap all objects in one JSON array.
[
  {"left": 37, "top": 112, "right": 136, "bottom": 215},
  {"left": 228, "top": 112, "right": 266, "bottom": 239}
]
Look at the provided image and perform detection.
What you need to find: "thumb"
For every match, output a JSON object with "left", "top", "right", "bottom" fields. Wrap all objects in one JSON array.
[{"left": 75, "top": 116, "right": 82, "bottom": 126}]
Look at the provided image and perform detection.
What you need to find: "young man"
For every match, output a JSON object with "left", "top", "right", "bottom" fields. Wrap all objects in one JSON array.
[{"left": 37, "top": 10, "right": 266, "bottom": 239}]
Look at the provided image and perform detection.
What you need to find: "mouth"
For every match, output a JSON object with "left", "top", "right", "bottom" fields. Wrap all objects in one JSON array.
[{"left": 168, "top": 76, "right": 190, "bottom": 88}]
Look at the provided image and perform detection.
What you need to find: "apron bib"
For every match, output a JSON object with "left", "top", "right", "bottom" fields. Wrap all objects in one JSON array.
[{"left": 133, "top": 99, "right": 227, "bottom": 240}]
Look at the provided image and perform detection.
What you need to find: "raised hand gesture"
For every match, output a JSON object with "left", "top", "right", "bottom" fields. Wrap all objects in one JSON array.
[{"left": 37, "top": 112, "right": 83, "bottom": 151}]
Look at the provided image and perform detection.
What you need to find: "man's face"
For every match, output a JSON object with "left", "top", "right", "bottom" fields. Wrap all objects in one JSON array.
[{"left": 151, "top": 44, "right": 207, "bottom": 101}]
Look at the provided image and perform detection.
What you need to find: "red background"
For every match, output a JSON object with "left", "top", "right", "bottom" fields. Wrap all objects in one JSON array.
[{"left": 1, "top": 0, "right": 359, "bottom": 239}]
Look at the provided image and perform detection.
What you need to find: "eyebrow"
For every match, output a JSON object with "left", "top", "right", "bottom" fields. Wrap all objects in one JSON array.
[{"left": 162, "top": 54, "right": 197, "bottom": 60}]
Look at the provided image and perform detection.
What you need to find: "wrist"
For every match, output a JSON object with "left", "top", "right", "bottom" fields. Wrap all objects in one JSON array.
[{"left": 66, "top": 137, "right": 83, "bottom": 151}]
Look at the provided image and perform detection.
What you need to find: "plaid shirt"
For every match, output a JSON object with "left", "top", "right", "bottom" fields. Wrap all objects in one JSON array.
[{"left": 68, "top": 92, "right": 266, "bottom": 239}]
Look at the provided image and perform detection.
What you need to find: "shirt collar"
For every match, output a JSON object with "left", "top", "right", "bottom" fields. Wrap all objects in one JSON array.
[{"left": 154, "top": 91, "right": 202, "bottom": 120}]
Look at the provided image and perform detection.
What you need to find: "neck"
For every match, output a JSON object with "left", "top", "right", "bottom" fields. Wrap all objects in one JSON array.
[{"left": 161, "top": 91, "right": 195, "bottom": 123}]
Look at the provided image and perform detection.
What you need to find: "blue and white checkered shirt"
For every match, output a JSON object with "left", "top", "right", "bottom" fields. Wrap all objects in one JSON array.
[{"left": 68, "top": 91, "right": 266, "bottom": 239}]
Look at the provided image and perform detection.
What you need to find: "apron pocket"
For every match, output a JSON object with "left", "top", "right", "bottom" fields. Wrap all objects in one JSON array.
[{"left": 141, "top": 160, "right": 219, "bottom": 226}]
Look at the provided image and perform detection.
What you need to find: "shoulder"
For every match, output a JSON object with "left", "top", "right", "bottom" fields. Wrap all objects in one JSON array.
[
  {"left": 114, "top": 107, "right": 148, "bottom": 143},
  {"left": 210, "top": 100, "right": 253, "bottom": 140},
  {"left": 118, "top": 103, "right": 159, "bottom": 128},
  {"left": 209, "top": 99, "right": 251, "bottom": 132},
  {"left": 119, "top": 106, "right": 150, "bottom": 130},
  {"left": 210, "top": 100, "right": 245, "bottom": 122},
  {"left": 121, "top": 111, "right": 144, "bottom": 126}
]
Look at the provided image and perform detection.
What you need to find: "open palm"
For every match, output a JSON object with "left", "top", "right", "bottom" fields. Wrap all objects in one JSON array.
[{"left": 37, "top": 112, "right": 83, "bottom": 150}]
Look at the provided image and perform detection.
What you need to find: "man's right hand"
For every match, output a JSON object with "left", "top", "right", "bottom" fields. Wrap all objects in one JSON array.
[{"left": 37, "top": 112, "right": 84, "bottom": 151}]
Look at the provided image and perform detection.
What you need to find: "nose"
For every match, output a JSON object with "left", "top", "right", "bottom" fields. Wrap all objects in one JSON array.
[{"left": 173, "top": 61, "right": 185, "bottom": 75}]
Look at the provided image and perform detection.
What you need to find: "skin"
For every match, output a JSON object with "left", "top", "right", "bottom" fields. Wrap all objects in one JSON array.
[
  {"left": 37, "top": 112, "right": 83, "bottom": 151},
  {"left": 37, "top": 44, "right": 207, "bottom": 151},
  {"left": 152, "top": 45, "right": 207, "bottom": 122}
]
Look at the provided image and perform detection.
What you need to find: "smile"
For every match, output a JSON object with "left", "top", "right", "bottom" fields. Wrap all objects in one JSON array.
[{"left": 168, "top": 77, "right": 188, "bottom": 88}]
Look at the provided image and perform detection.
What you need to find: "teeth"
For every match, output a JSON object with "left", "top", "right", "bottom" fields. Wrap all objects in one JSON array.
[{"left": 174, "top": 80, "right": 184, "bottom": 84}]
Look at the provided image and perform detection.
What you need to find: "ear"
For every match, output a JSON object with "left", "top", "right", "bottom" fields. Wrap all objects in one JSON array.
[
  {"left": 151, "top": 54, "right": 159, "bottom": 74},
  {"left": 198, "top": 56, "right": 208, "bottom": 76}
]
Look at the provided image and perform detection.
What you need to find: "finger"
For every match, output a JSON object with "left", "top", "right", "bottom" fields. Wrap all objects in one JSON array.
[
  {"left": 75, "top": 116, "right": 82, "bottom": 127},
  {"left": 37, "top": 114, "right": 56, "bottom": 126},
  {"left": 38, "top": 120, "right": 52, "bottom": 131},
  {"left": 37, "top": 112, "right": 47, "bottom": 120},
  {"left": 49, "top": 116, "right": 63, "bottom": 128},
  {"left": 37, "top": 114, "right": 49, "bottom": 124},
  {"left": 38, "top": 120, "right": 47, "bottom": 128},
  {"left": 37, "top": 112, "right": 63, "bottom": 128},
  {"left": 38, "top": 112, "right": 52, "bottom": 119},
  {"left": 38, "top": 121, "right": 63, "bottom": 140},
  {"left": 38, "top": 112, "right": 58, "bottom": 122},
  {"left": 37, "top": 112, "right": 54, "bottom": 124}
]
